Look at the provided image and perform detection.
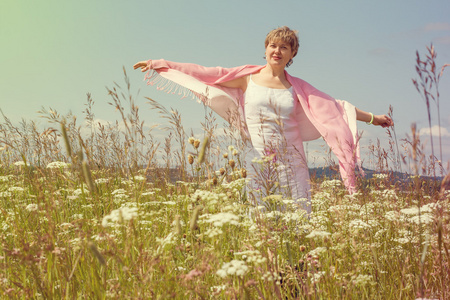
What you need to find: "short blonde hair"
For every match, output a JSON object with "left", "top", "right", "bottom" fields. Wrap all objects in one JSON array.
[{"left": 265, "top": 26, "right": 299, "bottom": 57}]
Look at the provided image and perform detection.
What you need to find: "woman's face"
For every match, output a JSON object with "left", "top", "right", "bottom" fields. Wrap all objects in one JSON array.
[{"left": 265, "top": 39, "right": 295, "bottom": 68}]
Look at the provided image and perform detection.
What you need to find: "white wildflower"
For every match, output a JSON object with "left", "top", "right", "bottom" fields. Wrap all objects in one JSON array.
[
  {"left": 141, "top": 191, "right": 155, "bottom": 196},
  {"left": 205, "top": 212, "right": 239, "bottom": 227},
  {"left": 161, "top": 201, "right": 176, "bottom": 205},
  {"left": 210, "top": 285, "right": 227, "bottom": 292},
  {"left": 26, "top": 203, "right": 38, "bottom": 211},
  {"left": 0, "top": 192, "right": 12, "bottom": 197},
  {"left": 73, "top": 189, "right": 83, "bottom": 196},
  {"left": 349, "top": 219, "right": 371, "bottom": 231},
  {"left": 400, "top": 207, "right": 420, "bottom": 215},
  {"left": 282, "top": 210, "right": 307, "bottom": 222},
  {"left": 102, "top": 207, "right": 138, "bottom": 227},
  {"left": 72, "top": 214, "right": 83, "bottom": 220},
  {"left": 205, "top": 227, "right": 223, "bottom": 238},
  {"left": 0, "top": 176, "right": 10, "bottom": 182},
  {"left": 191, "top": 190, "right": 227, "bottom": 204},
  {"left": 282, "top": 199, "right": 295, "bottom": 205},
  {"left": 373, "top": 173, "right": 388, "bottom": 179},
  {"left": 352, "top": 274, "right": 375, "bottom": 286},
  {"left": 409, "top": 214, "right": 434, "bottom": 225},
  {"left": 310, "top": 271, "right": 326, "bottom": 283},
  {"left": 394, "top": 237, "right": 410, "bottom": 244},
  {"left": 308, "top": 247, "right": 327, "bottom": 257},
  {"left": 46, "top": 161, "right": 70, "bottom": 169},
  {"left": 222, "top": 178, "right": 248, "bottom": 192},
  {"left": 95, "top": 178, "right": 109, "bottom": 184},
  {"left": 13, "top": 161, "right": 28, "bottom": 167},
  {"left": 216, "top": 260, "right": 248, "bottom": 278},
  {"left": 320, "top": 180, "right": 342, "bottom": 189},
  {"left": 234, "top": 250, "right": 267, "bottom": 265},
  {"left": 264, "top": 210, "right": 283, "bottom": 219},
  {"left": 385, "top": 210, "right": 400, "bottom": 221},
  {"left": 305, "top": 230, "right": 331, "bottom": 239},
  {"left": 133, "top": 175, "right": 146, "bottom": 182},
  {"left": 8, "top": 187, "right": 24, "bottom": 192},
  {"left": 262, "top": 271, "right": 282, "bottom": 282},
  {"left": 112, "top": 189, "right": 127, "bottom": 195}
]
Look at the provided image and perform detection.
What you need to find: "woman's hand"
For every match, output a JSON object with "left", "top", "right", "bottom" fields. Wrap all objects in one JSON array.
[
  {"left": 133, "top": 61, "right": 150, "bottom": 72},
  {"left": 356, "top": 108, "right": 394, "bottom": 128},
  {"left": 372, "top": 114, "right": 394, "bottom": 128}
]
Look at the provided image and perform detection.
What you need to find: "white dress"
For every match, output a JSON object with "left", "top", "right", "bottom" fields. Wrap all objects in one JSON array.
[{"left": 244, "top": 76, "right": 311, "bottom": 213}]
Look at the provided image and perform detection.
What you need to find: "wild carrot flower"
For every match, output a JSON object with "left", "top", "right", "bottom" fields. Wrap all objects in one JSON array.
[
  {"left": 352, "top": 274, "right": 375, "bottom": 286},
  {"left": 216, "top": 260, "right": 248, "bottom": 278},
  {"left": 205, "top": 212, "right": 239, "bottom": 227},
  {"left": 102, "top": 206, "right": 138, "bottom": 227},
  {"left": 25, "top": 204, "right": 38, "bottom": 212},
  {"left": 349, "top": 219, "right": 371, "bottom": 231},
  {"left": 13, "top": 161, "right": 28, "bottom": 167},
  {"left": 373, "top": 173, "right": 388, "bottom": 179},
  {"left": 305, "top": 230, "right": 331, "bottom": 239},
  {"left": 205, "top": 227, "right": 223, "bottom": 238},
  {"left": 261, "top": 271, "right": 282, "bottom": 283},
  {"left": 133, "top": 175, "right": 146, "bottom": 181},
  {"left": 307, "top": 247, "right": 327, "bottom": 257},
  {"left": 0, "top": 176, "right": 11, "bottom": 182},
  {"left": 320, "top": 179, "right": 342, "bottom": 189},
  {"left": 46, "top": 161, "right": 70, "bottom": 169},
  {"left": 234, "top": 250, "right": 267, "bottom": 265},
  {"left": 95, "top": 178, "right": 109, "bottom": 184}
]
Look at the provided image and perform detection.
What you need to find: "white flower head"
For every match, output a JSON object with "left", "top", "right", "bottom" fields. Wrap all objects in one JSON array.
[
  {"left": 216, "top": 260, "right": 248, "bottom": 278},
  {"left": 205, "top": 212, "right": 239, "bottom": 227},
  {"left": 26, "top": 203, "right": 38, "bottom": 212},
  {"left": 305, "top": 230, "right": 331, "bottom": 239},
  {"left": 133, "top": 175, "right": 146, "bottom": 182},
  {"left": 373, "top": 173, "right": 388, "bottom": 179},
  {"left": 102, "top": 207, "right": 139, "bottom": 227},
  {"left": 46, "top": 161, "right": 70, "bottom": 169}
]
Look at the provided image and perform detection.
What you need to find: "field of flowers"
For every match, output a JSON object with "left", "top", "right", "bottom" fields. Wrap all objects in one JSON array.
[
  {"left": 0, "top": 46, "right": 448, "bottom": 299},
  {"left": 0, "top": 129, "right": 449, "bottom": 299}
]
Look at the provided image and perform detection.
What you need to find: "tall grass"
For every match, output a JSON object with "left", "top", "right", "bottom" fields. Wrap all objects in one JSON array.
[{"left": 0, "top": 49, "right": 448, "bottom": 299}]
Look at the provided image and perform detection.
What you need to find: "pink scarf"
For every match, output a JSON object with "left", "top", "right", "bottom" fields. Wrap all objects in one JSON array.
[{"left": 144, "top": 59, "right": 360, "bottom": 193}]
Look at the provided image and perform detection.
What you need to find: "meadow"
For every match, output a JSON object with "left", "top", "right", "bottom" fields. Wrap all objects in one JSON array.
[{"left": 0, "top": 46, "right": 448, "bottom": 299}]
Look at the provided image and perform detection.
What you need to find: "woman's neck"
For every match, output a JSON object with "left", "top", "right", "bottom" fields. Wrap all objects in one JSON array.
[{"left": 263, "top": 64, "right": 286, "bottom": 78}]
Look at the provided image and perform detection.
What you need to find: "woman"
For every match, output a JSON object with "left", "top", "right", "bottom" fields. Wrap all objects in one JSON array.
[{"left": 134, "top": 26, "right": 393, "bottom": 214}]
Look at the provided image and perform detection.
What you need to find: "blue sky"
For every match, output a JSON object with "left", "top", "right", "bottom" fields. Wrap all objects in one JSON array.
[{"left": 1, "top": 0, "right": 450, "bottom": 168}]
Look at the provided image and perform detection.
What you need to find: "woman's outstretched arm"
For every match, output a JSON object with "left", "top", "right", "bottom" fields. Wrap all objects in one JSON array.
[{"left": 355, "top": 108, "right": 394, "bottom": 128}]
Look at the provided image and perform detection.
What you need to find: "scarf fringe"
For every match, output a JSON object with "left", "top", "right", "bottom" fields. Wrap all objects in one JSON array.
[{"left": 144, "top": 70, "right": 205, "bottom": 103}]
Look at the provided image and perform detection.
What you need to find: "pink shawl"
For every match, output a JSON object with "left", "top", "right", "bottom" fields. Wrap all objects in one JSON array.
[{"left": 143, "top": 59, "right": 359, "bottom": 192}]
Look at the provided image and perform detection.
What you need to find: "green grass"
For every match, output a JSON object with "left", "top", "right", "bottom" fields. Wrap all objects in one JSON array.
[{"left": 0, "top": 156, "right": 448, "bottom": 299}]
